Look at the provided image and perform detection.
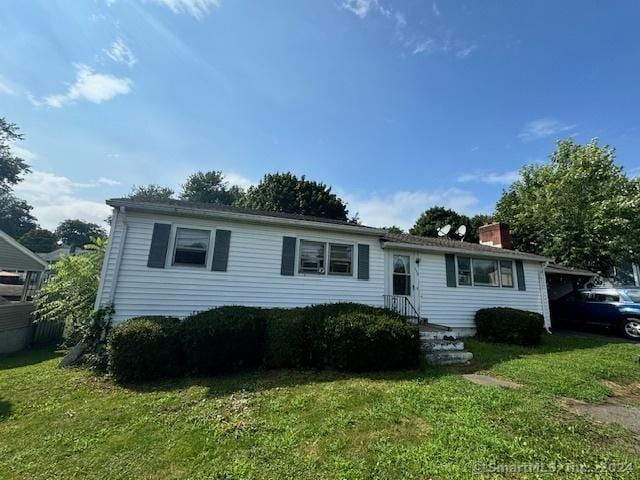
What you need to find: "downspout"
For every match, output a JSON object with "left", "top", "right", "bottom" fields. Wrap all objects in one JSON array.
[{"left": 540, "top": 261, "right": 552, "bottom": 334}]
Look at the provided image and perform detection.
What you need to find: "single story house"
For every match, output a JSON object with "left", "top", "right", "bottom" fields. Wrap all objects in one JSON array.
[{"left": 96, "top": 199, "right": 552, "bottom": 335}]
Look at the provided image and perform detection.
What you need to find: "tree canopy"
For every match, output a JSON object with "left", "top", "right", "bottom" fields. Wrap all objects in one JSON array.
[
  {"left": 55, "top": 219, "right": 107, "bottom": 249},
  {"left": 128, "top": 184, "right": 175, "bottom": 202},
  {"left": 180, "top": 170, "right": 244, "bottom": 205},
  {"left": 240, "top": 172, "right": 349, "bottom": 221},
  {"left": 18, "top": 228, "right": 58, "bottom": 253},
  {"left": 409, "top": 206, "right": 493, "bottom": 242},
  {"left": 0, "top": 117, "right": 30, "bottom": 194},
  {"left": 495, "top": 138, "right": 640, "bottom": 273},
  {"left": 0, "top": 193, "right": 37, "bottom": 239}
]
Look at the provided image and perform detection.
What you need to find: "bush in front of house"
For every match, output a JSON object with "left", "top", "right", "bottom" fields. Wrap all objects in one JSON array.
[
  {"left": 475, "top": 307, "right": 545, "bottom": 346},
  {"left": 324, "top": 311, "right": 421, "bottom": 371},
  {"left": 181, "top": 306, "right": 268, "bottom": 374},
  {"left": 107, "top": 316, "right": 182, "bottom": 382}
]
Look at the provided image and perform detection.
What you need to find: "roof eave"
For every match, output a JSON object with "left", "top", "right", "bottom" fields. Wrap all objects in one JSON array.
[
  {"left": 380, "top": 240, "right": 552, "bottom": 262},
  {"left": 0, "top": 229, "right": 48, "bottom": 270},
  {"left": 106, "top": 199, "right": 387, "bottom": 237}
]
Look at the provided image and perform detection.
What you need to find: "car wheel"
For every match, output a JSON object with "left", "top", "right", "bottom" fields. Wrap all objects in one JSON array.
[{"left": 620, "top": 318, "right": 640, "bottom": 341}]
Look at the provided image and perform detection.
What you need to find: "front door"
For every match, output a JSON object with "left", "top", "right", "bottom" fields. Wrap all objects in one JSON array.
[{"left": 391, "top": 253, "right": 420, "bottom": 316}]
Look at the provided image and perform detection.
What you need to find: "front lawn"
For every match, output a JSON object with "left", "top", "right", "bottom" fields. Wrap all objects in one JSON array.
[{"left": 1, "top": 335, "right": 640, "bottom": 479}]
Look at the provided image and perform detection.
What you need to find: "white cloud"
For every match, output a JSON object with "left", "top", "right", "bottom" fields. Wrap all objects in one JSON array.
[
  {"left": 224, "top": 172, "right": 255, "bottom": 190},
  {"left": 97, "top": 177, "right": 121, "bottom": 186},
  {"left": 432, "top": 2, "right": 441, "bottom": 16},
  {"left": 342, "top": 0, "right": 390, "bottom": 18},
  {"left": 518, "top": 117, "right": 576, "bottom": 142},
  {"left": 457, "top": 171, "right": 520, "bottom": 185},
  {"left": 0, "top": 75, "right": 15, "bottom": 95},
  {"left": 32, "top": 64, "right": 132, "bottom": 108},
  {"left": 341, "top": 188, "right": 480, "bottom": 230},
  {"left": 104, "top": 38, "right": 137, "bottom": 67},
  {"left": 10, "top": 144, "right": 37, "bottom": 162},
  {"left": 456, "top": 43, "right": 478, "bottom": 58},
  {"left": 148, "top": 0, "right": 221, "bottom": 20},
  {"left": 14, "top": 171, "right": 116, "bottom": 229}
]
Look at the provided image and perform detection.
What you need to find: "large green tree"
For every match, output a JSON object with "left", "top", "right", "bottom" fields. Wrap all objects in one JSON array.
[
  {"left": 0, "top": 193, "right": 37, "bottom": 239},
  {"left": 180, "top": 170, "right": 244, "bottom": 205},
  {"left": 55, "top": 219, "right": 106, "bottom": 249},
  {"left": 128, "top": 184, "right": 174, "bottom": 201},
  {"left": 18, "top": 228, "right": 58, "bottom": 253},
  {"left": 410, "top": 206, "right": 469, "bottom": 239},
  {"left": 240, "top": 172, "right": 349, "bottom": 221},
  {"left": 495, "top": 139, "right": 640, "bottom": 273},
  {"left": 0, "top": 117, "right": 30, "bottom": 194}
]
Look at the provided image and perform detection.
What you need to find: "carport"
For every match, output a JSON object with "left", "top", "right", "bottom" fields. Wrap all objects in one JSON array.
[
  {"left": 0, "top": 229, "right": 48, "bottom": 354},
  {"left": 545, "top": 264, "right": 596, "bottom": 301}
]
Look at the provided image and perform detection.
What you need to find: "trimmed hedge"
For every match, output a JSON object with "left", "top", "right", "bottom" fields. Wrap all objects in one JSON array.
[
  {"left": 106, "top": 303, "right": 422, "bottom": 383},
  {"left": 324, "top": 312, "right": 421, "bottom": 371},
  {"left": 181, "top": 306, "right": 267, "bottom": 374},
  {"left": 107, "top": 316, "right": 182, "bottom": 382},
  {"left": 475, "top": 307, "right": 544, "bottom": 346}
]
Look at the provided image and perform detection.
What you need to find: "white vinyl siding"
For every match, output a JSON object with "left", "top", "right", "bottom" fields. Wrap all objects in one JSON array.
[
  {"left": 98, "top": 212, "right": 384, "bottom": 323},
  {"left": 419, "top": 253, "right": 548, "bottom": 329}
]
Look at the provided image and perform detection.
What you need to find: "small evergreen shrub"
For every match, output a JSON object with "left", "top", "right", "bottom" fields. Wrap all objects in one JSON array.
[
  {"left": 107, "top": 316, "right": 181, "bottom": 382},
  {"left": 263, "top": 308, "right": 308, "bottom": 368},
  {"left": 475, "top": 307, "right": 545, "bottom": 346},
  {"left": 324, "top": 312, "right": 420, "bottom": 371},
  {"left": 182, "top": 306, "right": 267, "bottom": 374}
]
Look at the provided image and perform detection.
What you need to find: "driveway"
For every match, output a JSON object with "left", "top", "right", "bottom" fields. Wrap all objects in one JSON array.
[{"left": 553, "top": 328, "right": 639, "bottom": 344}]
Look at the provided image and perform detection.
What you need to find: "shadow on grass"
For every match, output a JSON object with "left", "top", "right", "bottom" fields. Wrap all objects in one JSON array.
[
  {"left": 0, "top": 346, "right": 64, "bottom": 371},
  {"left": 0, "top": 398, "right": 11, "bottom": 421}
]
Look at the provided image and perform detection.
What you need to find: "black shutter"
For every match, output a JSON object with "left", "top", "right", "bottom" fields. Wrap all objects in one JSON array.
[
  {"left": 516, "top": 260, "right": 526, "bottom": 291},
  {"left": 211, "top": 229, "right": 231, "bottom": 272},
  {"left": 281, "top": 236, "right": 296, "bottom": 275},
  {"left": 147, "top": 223, "right": 171, "bottom": 268},
  {"left": 357, "top": 244, "right": 369, "bottom": 280},
  {"left": 445, "top": 254, "right": 457, "bottom": 287}
]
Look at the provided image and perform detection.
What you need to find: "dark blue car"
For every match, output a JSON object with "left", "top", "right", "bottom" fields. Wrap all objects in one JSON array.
[{"left": 551, "top": 287, "right": 640, "bottom": 340}]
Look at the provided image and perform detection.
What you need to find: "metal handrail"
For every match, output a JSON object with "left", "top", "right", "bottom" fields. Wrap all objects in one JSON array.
[{"left": 383, "top": 294, "right": 421, "bottom": 322}]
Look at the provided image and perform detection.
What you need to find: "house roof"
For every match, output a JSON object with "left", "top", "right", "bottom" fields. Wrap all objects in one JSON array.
[
  {"left": 106, "top": 198, "right": 387, "bottom": 236},
  {"left": 0, "top": 229, "right": 48, "bottom": 271},
  {"left": 381, "top": 232, "right": 552, "bottom": 262},
  {"left": 545, "top": 264, "right": 596, "bottom": 277}
]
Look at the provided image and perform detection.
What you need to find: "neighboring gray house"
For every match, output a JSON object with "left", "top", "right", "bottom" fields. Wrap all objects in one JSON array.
[
  {"left": 0, "top": 229, "right": 48, "bottom": 354},
  {"left": 96, "top": 199, "right": 552, "bottom": 336}
]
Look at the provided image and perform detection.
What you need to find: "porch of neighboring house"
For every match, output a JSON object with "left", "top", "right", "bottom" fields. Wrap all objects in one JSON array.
[{"left": 0, "top": 229, "right": 61, "bottom": 354}]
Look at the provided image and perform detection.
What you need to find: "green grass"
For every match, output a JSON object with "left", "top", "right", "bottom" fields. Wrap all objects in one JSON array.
[{"left": 1, "top": 335, "right": 640, "bottom": 479}]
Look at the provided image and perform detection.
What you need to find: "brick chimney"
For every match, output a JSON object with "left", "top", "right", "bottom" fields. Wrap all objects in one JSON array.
[{"left": 479, "top": 223, "right": 512, "bottom": 249}]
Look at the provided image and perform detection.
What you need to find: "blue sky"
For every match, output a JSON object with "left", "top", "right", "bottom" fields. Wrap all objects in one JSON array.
[{"left": 2, "top": 0, "right": 639, "bottom": 230}]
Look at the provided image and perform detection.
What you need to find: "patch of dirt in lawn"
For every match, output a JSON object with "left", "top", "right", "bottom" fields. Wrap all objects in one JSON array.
[
  {"left": 556, "top": 396, "right": 640, "bottom": 438},
  {"left": 462, "top": 374, "right": 522, "bottom": 389},
  {"left": 601, "top": 380, "right": 640, "bottom": 400}
]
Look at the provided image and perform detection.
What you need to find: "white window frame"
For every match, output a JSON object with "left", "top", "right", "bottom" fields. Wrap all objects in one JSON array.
[
  {"left": 455, "top": 255, "right": 516, "bottom": 289},
  {"left": 328, "top": 243, "right": 354, "bottom": 276},
  {"left": 169, "top": 225, "right": 214, "bottom": 269},
  {"left": 298, "top": 240, "right": 327, "bottom": 275}
]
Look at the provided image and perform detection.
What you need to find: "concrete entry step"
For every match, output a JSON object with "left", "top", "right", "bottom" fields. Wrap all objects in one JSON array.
[
  {"left": 425, "top": 350, "right": 473, "bottom": 365},
  {"left": 422, "top": 339, "right": 465, "bottom": 352}
]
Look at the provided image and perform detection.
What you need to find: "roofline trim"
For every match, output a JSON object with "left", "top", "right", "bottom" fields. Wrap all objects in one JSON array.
[
  {"left": 380, "top": 240, "right": 552, "bottom": 262},
  {"left": 0, "top": 229, "right": 48, "bottom": 270},
  {"left": 107, "top": 199, "right": 388, "bottom": 237}
]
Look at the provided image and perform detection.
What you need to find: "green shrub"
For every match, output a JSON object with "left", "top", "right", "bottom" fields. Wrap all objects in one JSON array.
[
  {"left": 107, "top": 316, "right": 182, "bottom": 382},
  {"left": 475, "top": 307, "right": 545, "bottom": 346},
  {"left": 263, "top": 308, "right": 308, "bottom": 368},
  {"left": 324, "top": 312, "right": 420, "bottom": 371},
  {"left": 182, "top": 306, "right": 267, "bottom": 374}
]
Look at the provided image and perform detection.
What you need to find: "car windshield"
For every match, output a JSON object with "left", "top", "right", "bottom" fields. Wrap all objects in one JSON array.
[{"left": 626, "top": 290, "right": 640, "bottom": 303}]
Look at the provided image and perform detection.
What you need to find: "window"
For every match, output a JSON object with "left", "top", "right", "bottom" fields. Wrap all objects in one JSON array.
[
  {"left": 173, "top": 228, "right": 210, "bottom": 266},
  {"left": 626, "top": 291, "right": 640, "bottom": 303},
  {"left": 500, "top": 260, "right": 514, "bottom": 287},
  {"left": 392, "top": 255, "right": 411, "bottom": 295},
  {"left": 589, "top": 292, "right": 620, "bottom": 303},
  {"left": 329, "top": 244, "right": 353, "bottom": 275},
  {"left": 457, "top": 257, "right": 472, "bottom": 286},
  {"left": 472, "top": 259, "right": 499, "bottom": 287},
  {"left": 299, "top": 240, "right": 326, "bottom": 274}
]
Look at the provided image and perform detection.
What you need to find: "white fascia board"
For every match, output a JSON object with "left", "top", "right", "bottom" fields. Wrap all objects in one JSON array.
[
  {"left": 107, "top": 200, "right": 387, "bottom": 237},
  {"left": 381, "top": 241, "right": 551, "bottom": 263}
]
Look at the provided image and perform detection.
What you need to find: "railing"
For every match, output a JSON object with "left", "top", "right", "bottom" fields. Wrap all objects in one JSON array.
[{"left": 383, "top": 295, "right": 422, "bottom": 324}]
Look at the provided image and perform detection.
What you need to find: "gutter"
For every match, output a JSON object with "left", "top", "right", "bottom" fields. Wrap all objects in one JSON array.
[
  {"left": 380, "top": 241, "right": 552, "bottom": 263},
  {"left": 106, "top": 199, "right": 387, "bottom": 237}
]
